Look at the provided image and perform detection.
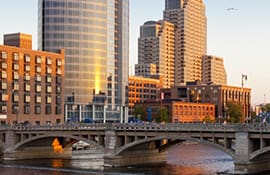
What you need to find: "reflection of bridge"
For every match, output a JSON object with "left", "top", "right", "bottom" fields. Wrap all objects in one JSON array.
[{"left": 1, "top": 123, "right": 270, "bottom": 173}]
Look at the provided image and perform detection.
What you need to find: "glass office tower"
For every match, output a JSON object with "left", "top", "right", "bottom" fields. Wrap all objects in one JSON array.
[{"left": 38, "top": 0, "right": 129, "bottom": 123}]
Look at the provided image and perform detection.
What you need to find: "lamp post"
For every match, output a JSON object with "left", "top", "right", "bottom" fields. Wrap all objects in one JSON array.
[{"left": 241, "top": 74, "right": 247, "bottom": 123}]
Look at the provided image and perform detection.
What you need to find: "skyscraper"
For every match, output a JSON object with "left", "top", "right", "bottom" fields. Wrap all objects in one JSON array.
[
  {"left": 38, "top": 0, "right": 129, "bottom": 123},
  {"left": 202, "top": 55, "right": 227, "bottom": 85},
  {"left": 164, "top": 0, "right": 207, "bottom": 85},
  {"left": 136, "top": 20, "right": 175, "bottom": 88}
]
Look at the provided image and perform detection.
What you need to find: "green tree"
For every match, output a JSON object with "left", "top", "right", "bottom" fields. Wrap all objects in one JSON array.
[
  {"left": 157, "top": 107, "right": 169, "bottom": 123},
  {"left": 202, "top": 115, "right": 214, "bottom": 123},
  {"left": 133, "top": 105, "right": 146, "bottom": 121},
  {"left": 226, "top": 101, "right": 243, "bottom": 123},
  {"left": 264, "top": 104, "right": 270, "bottom": 112}
]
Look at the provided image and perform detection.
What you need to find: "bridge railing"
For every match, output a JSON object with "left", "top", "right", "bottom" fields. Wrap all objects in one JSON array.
[{"left": 1, "top": 123, "right": 270, "bottom": 132}]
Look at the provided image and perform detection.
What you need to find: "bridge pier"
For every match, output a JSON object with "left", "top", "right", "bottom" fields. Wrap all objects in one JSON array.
[{"left": 234, "top": 131, "right": 270, "bottom": 174}]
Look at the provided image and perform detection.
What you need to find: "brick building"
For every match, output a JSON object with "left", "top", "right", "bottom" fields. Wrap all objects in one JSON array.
[{"left": 0, "top": 33, "right": 64, "bottom": 125}]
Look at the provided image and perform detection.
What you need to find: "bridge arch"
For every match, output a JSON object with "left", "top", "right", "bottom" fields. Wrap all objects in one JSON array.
[
  {"left": 116, "top": 135, "right": 236, "bottom": 159},
  {"left": 13, "top": 133, "right": 105, "bottom": 152},
  {"left": 249, "top": 146, "right": 270, "bottom": 161}
]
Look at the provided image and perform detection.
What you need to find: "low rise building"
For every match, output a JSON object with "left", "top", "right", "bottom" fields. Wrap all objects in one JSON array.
[
  {"left": 136, "top": 100, "right": 215, "bottom": 123},
  {"left": 162, "top": 81, "right": 251, "bottom": 122}
]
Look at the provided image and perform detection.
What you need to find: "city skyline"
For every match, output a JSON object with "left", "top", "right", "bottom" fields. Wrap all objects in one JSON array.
[{"left": 1, "top": 0, "right": 270, "bottom": 105}]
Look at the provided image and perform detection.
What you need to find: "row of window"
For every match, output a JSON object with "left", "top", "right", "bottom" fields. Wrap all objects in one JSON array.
[
  {"left": 0, "top": 104, "right": 62, "bottom": 115},
  {"left": 1, "top": 93, "right": 61, "bottom": 104}
]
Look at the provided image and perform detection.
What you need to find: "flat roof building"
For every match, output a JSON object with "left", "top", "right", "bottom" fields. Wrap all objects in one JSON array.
[
  {"left": 0, "top": 33, "right": 64, "bottom": 125},
  {"left": 202, "top": 55, "right": 227, "bottom": 85}
]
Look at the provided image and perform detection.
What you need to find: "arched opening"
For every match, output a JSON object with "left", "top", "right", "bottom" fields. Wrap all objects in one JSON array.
[{"left": 5, "top": 135, "right": 105, "bottom": 161}]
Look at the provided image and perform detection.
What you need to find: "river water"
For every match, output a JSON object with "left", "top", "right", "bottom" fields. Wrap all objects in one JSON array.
[{"left": 0, "top": 143, "right": 234, "bottom": 175}]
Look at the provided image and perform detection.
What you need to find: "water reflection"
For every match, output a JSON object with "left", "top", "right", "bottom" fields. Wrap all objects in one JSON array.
[{"left": 1, "top": 143, "right": 234, "bottom": 175}]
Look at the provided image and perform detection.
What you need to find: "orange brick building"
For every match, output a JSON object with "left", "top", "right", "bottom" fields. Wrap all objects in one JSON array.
[
  {"left": 0, "top": 33, "right": 64, "bottom": 125},
  {"left": 137, "top": 101, "right": 215, "bottom": 123},
  {"left": 128, "top": 76, "right": 161, "bottom": 115},
  {"left": 171, "top": 101, "right": 215, "bottom": 123}
]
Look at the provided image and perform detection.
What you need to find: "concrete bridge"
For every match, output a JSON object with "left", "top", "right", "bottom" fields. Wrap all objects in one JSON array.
[{"left": 1, "top": 123, "right": 270, "bottom": 174}]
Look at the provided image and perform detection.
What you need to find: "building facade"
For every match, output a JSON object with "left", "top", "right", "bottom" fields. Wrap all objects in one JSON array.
[
  {"left": 202, "top": 55, "right": 227, "bottom": 85},
  {"left": 0, "top": 34, "right": 64, "bottom": 125},
  {"left": 136, "top": 100, "right": 215, "bottom": 123},
  {"left": 164, "top": 0, "right": 207, "bottom": 85},
  {"left": 162, "top": 82, "right": 251, "bottom": 121},
  {"left": 38, "top": 0, "right": 129, "bottom": 123},
  {"left": 128, "top": 76, "right": 161, "bottom": 115},
  {"left": 136, "top": 20, "right": 175, "bottom": 88}
]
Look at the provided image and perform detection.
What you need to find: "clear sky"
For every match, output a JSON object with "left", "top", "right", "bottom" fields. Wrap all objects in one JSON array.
[{"left": 1, "top": 0, "right": 270, "bottom": 105}]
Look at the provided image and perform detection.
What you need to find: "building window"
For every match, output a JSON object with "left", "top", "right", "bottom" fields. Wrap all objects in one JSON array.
[
  {"left": 24, "top": 73, "right": 31, "bottom": 81},
  {"left": 36, "top": 56, "right": 42, "bottom": 64},
  {"left": 13, "top": 53, "right": 19, "bottom": 61},
  {"left": 13, "top": 93, "right": 19, "bottom": 103},
  {"left": 24, "top": 94, "right": 31, "bottom": 103},
  {"left": 45, "top": 105, "right": 52, "bottom": 114},
  {"left": 46, "top": 86, "right": 52, "bottom": 93},
  {"left": 24, "top": 105, "right": 31, "bottom": 114},
  {"left": 24, "top": 55, "right": 31, "bottom": 62},
  {"left": 46, "top": 57, "right": 52, "bottom": 65},
  {"left": 56, "top": 59, "right": 62, "bottom": 66},
  {"left": 13, "top": 72, "right": 19, "bottom": 80},
  {"left": 13, "top": 82, "right": 19, "bottom": 91},
  {"left": 56, "top": 68, "right": 62, "bottom": 75},
  {"left": 56, "top": 96, "right": 61, "bottom": 104},
  {"left": 36, "top": 84, "right": 41, "bottom": 93},
  {"left": 1, "top": 71, "right": 7, "bottom": 79},
  {"left": 56, "top": 106, "right": 62, "bottom": 114},
  {"left": 1, "top": 82, "right": 7, "bottom": 90},
  {"left": 1, "top": 51, "right": 7, "bottom": 59},
  {"left": 46, "top": 76, "right": 52, "bottom": 83},
  {"left": 35, "top": 95, "right": 41, "bottom": 103},
  {"left": 1, "top": 94, "right": 8, "bottom": 101},
  {"left": 36, "top": 66, "right": 41, "bottom": 73},
  {"left": 1, "top": 62, "right": 7, "bottom": 69},
  {"left": 35, "top": 105, "right": 41, "bottom": 114},
  {"left": 56, "top": 76, "right": 61, "bottom": 84},
  {"left": 13, "top": 63, "right": 19, "bottom": 70},
  {"left": 24, "top": 64, "right": 30, "bottom": 72},
  {"left": 12, "top": 105, "right": 19, "bottom": 114},
  {"left": 36, "top": 74, "right": 42, "bottom": 82},
  {"left": 1, "top": 105, "right": 7, "bottom": 113},
  {"left": 56, "top": 86, "right": 61, "bottom": 94},
  {"left": 24, "top": 83, "right": 31, "bottom": 92},
  {"left": 46, "top": 67, "right": 52, "bottom": 74},
  {"left": 46, "top": 96, "right": 52, "bottom": 104}
]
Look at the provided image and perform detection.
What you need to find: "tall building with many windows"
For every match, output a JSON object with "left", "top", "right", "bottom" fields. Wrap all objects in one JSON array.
[
  {"left": 38, "top": 0, "right": 129, "bottom": 123},
  {"left": 135, "top": 20, "right": 175, "bottom": 88},
  {"left": 164, "top": 0, "right": 207, "bottom": 85},
  {"left": 202, "top": 55, "right": 227, "bottom": 85},
  {"left": 0, "top": 33, "right": 64, "bottom": 125}
]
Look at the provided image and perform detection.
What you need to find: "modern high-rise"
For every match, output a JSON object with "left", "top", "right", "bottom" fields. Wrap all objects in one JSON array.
[
  {"left": 38, "top": 0, "right": 129, "bottom": 123},
  {"left": 202, "top": 55, "right": 227, "bottom": 85},
  {"left": 135, "top": 20, "right": 175, "bottom": 88},
  {"left": 164, "top": 0, "right": 207, "bottom": 85}
]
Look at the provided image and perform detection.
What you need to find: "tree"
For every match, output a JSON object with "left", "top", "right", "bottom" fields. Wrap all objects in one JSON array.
[
  {"left": 263, "top": 104, "right": 270, "bottom": 112},
  {"left": 202, "top": 115, "right": 214, "bottom": 123},
  {"left": 157, "top": 107, "right": 169, "bottom": 123},
  {"left": 226, "top": 101, "right": 243, "bottom": 123},
  {"left": 133, "top": 105, "right": 146, "bottom": 121}
]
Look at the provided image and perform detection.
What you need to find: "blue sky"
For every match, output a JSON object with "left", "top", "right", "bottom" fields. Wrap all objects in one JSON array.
[{"left": 1, "top": 0, "right": 270, "bottom": 105}]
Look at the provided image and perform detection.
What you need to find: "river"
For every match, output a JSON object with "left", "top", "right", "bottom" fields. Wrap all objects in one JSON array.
[{"left": 0, "top": 143, "right": 234, "bottom": 175}]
